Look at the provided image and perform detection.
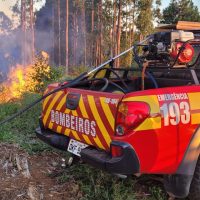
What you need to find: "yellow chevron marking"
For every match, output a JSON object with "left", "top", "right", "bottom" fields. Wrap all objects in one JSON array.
[
  {"left": 56, "top": 126, "right": 62, "bottom": 133},
  {"left": 188, "top": 92, "right": 200, "bottom": 125},
  {"left": 70, "top": 130, "right": 80, "bottom": 141},
  {"left": 79, "top": 96, "right": 104, "bottom": 149},
  {"left": 123, "top": 95, "right": 160, "bottom": 114},
  {"left": 88, "top": 95, "right": 111, "bottom": 147},
  {"left": 64, "top": 128, "right": 70, "bottom": 136},
  {"left": 122, "top": 95, "right": 161, "bottom": 131},
  {"left": 100, "top": 97, "right": 115, "bottom": 131},
  {"left": 79, "top": 96, "right": 89, "bottom": 118},
  {"left": 43, "top": 92, "right": 63, "bottom": 125},
  {"left": 191, "top": 113, "right": 200, "bottom": 124},
  {"left": 71, "top": 110, "right": 93, "bottom": 145},
  {"left": 188, "top": 92, "right": 200, "bottom": 110},
  {"left": 68, "top": 110, "right": 80, "bottom": 141},
  {"left": 135, "top": 117, "right": 161, "bottom": 131},
  {"left": 62, "top": 109, "right": 71, "bottom": 136},
  {"left": 42, "top": 94, "right": 52, "bottom": 110},
  {"left": 49, "top": 94, "right": 66, "bottom": 129}
]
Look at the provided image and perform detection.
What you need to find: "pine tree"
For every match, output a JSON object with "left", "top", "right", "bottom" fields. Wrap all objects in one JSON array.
[
  {"left": 136, "top": 0, "right": 154, "bottom": 37},
  {"left": 21, "top": 0, "right": 26, "bottom": 66},
  {"left": 162, "top": 0, "right": 200, "bottom": 24},
  {"left": 29, "top": 0, "right": 35, "bottom": 64},
  {"left": 154, "top": 0, "right": 162, "bottom": 23},
  {"left": 66, "top": 0, "right": 69, "bottom": 73}
]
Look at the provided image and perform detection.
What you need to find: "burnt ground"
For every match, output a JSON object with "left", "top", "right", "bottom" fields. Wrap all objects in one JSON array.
[
  {"left": 0, "top": 143, "right": 82, "bottom": 200},
  {"left": 0, "top": 143, "right": 169, "bottom": 200}
]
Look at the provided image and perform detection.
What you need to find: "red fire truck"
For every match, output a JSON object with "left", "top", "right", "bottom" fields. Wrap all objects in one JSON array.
[{"left": 36, "top": 21, "right": 200, "bottom": 199}]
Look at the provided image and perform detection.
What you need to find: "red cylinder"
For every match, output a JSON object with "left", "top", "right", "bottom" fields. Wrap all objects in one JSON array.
[{"left": 170, "top": 42, "right": 194, "bottom": 64}]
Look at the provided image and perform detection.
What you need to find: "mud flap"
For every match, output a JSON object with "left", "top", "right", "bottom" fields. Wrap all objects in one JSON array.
[{"left": 164, "top": 174, "right": 193, "bottom": 198}]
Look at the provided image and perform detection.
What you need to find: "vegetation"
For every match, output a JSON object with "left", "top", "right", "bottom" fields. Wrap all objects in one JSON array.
[
  {"left": 162, "top": 0, "right": 200, "bottom": 24},
  {"left": 28, "top": 53, "right": 65, "bottom": 93},
  {"left": 0, "top": 93, "right": 48, "bottom": 153}
]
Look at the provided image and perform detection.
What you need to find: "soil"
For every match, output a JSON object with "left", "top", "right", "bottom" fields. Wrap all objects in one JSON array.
[{"left": 0, "top": 143, "right": 82, "bottom": 200}]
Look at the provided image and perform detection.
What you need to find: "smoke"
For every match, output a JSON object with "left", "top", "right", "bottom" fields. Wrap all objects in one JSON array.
[
  {"left": 0, "top": 28, "right": 31, "bottom": 74},
  {"left": 0, "top": 7, "right": 54, "bottom": 82},
  {"left": 0, "top": 0, "right": 90, "bottom": 81},
  {"left": 0, "top": 29, "right": 20, "bottom": 80}
]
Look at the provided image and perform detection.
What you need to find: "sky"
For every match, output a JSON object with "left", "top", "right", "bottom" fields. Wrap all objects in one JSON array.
[
  {"left": 0, "top": 0, "right": 46, "bottom": 19},
  {"left": 0, "top": 0, "right": 200, "bottom": 20}
]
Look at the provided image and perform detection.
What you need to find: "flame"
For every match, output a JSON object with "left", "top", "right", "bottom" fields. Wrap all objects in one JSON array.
[
  {"left": 0, "top": 65, "right": 32, "bottom": 102},
  {"left": 0, "top": 51, "right": 51, "bottom": 103}
]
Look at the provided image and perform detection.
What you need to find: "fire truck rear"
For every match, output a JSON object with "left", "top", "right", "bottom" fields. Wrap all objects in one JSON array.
[{"left": 36, "top": 21, "right": 200, "bottom": 199}]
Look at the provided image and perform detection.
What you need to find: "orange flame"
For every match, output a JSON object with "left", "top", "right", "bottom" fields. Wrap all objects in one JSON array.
[
  {"left": 0, "top": 51, "right": 51, "bottom": 103},
  {"left": 0, "top": 65, "right": 34, "bottom": 103}
]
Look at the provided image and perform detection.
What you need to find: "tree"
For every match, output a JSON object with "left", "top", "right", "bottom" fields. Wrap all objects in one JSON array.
[
  {"left": 178, "top": 0, "right": 200, "bottom": 22},
  {"left": 136, "top": 0, "right": 154, "bottom": 37},
  {"left": 81, "top": 1, "right": 87, "bottom": 66},
  {"left": 66, "top": 0, "right": 69, "bottom": 73},
  {"left": 57, "top": 0, "right": 61, "bottom": 66},
  {"left": 154, "top": 0, "right": 162, "bottom": 23},
  {"left": 162, "top": 0, "right": 200, "bottom": 24},
  {"left": 29, "top": 0, "right": 35, "bottom": 63},
  {"left": 116, "top": 0, "right": 122, "bottom": 68},
  {"left": 21, "top": 0, "right": 26, "bottom": 66}
]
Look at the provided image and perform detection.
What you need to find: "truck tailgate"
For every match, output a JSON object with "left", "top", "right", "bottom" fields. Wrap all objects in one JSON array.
[{"left": 41, "top": 87, "right": 124, "bottom": 151}]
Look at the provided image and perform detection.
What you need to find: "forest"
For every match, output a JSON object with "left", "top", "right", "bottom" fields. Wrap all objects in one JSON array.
[{"left": 0, "top": 0, "right": 200, "bottom": 76}]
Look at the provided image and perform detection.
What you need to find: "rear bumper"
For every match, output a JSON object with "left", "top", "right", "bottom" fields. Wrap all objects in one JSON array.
[
  {"left": 81, "top": 141, "right": 140, "bottom": 175},
  {"left": 35, "top": 126, "right": 70, "bottom": 151},
  {"left": 36, "top": 119, "right": 140, "bottom": 175}
]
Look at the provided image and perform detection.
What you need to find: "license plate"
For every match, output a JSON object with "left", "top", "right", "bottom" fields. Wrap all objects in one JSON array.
[{"left": 67, "top": 139, "right": 88, "bottom": 157}]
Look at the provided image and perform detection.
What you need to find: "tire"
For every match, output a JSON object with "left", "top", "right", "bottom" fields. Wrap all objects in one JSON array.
[{"left": 189, "top": 157, "right": 200, "bottom": 200}]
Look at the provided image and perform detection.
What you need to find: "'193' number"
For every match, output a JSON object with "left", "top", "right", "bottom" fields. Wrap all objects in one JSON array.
[{"left": 160, "top": 102, "right": 190, "bottom": 126}]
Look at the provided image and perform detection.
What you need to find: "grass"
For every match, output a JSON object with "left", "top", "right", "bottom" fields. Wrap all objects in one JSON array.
[
  {"left": 56, "top": 162, "right": 167, "bottom": 200},
  {"left": 0, "top": 93, "right": 167, "bottom": 200},
  {"left": 0, "top": 92, "right": 50, "bottom": 153}
]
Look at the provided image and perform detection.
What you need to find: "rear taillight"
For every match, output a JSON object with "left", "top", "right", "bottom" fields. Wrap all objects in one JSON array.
[
  {"left": 171, "top": 42, "right": 194, "bottom": 64},
  {"left": 115, "top": 102, "right": 150, "bottom": 136}
]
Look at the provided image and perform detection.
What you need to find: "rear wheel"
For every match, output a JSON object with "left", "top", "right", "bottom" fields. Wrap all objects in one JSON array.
[{"left": 189, "top": 157, "right": 200, "bottom": 200}]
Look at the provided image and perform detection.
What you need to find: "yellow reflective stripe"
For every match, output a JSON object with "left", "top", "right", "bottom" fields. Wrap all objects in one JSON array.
[
  {"left": 191, "top": 113, "right": 200, "bottom": 124},
  {"left": 49, "top": 94, "right": 67, "bottom": 129},
  {"left": 79, "top": 96, "right": 89, "bottom": 118},
  {"left": 43, "top": 92, "right": 63, "bottom": 125},
  {"left": 70, "top": 130, "right": 80, "bottom": 141},
  {"left": 88, "top": 95, "right": 111, "bottom": 146},
  {"left": 64, "top": 110, "right": 80, "bottom": 141},
  {"left": 135, "top": 117, "right": 161, "bottom": 131},
  {"left": 42, "top": 95, "right": 52, "bottom": 110},
  {"left": 123, "top": 95, "right": 160, "bottom": 114},
  {"left": 79, "top": 96, "right": 104, "bottom": 149},
  {"left": 63, "top": 109, "right": 71, "bottom": 136},
  {"left": 64, "top": 128, "right": 70, "bottom": 136},
  {"left": 71, "top": 110, "right": 93, "bottom": 145},
  {"left": 100, "top": 97, "right": 114, "bottom": 131},
  {"left": 188, "top": 92, "right": 200, "bottom": 125},
  {"left": 56, "top": 126, "right": 62, "bottom": 133},
  {"left": 188, "top": 92, "right": 200, "bottom": 110}
]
